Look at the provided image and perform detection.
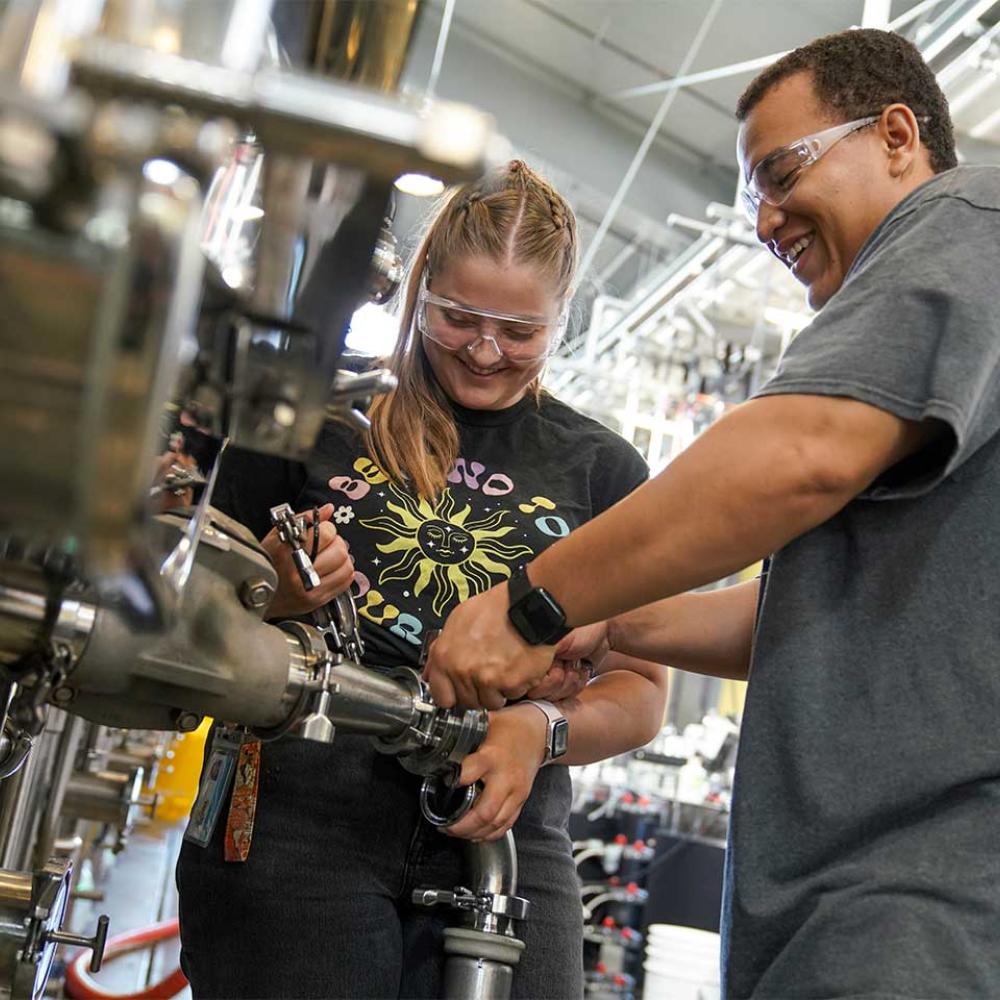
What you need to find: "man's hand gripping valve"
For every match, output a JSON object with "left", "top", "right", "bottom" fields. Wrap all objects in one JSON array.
[{"left": 267, "top": 505, "right": 488, "bottom": 829}]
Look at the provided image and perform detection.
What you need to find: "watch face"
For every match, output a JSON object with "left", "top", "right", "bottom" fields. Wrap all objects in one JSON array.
[
  {"left": 551, "top": 718, "right": 569, "bottom": 758},
  {"left": 522, "top": 590, "right": 563, "bottom": 638},
  {"left": 508, "top": 581, "right": 568, "bottom": 645}
]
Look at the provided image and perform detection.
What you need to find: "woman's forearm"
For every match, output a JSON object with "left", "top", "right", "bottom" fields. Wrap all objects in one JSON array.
[
  {"left": 608, "top": 580, "right": 759, "bottom": 681},
  {"left": 551, "top": 654, "right": 668, "bottom": 766}
]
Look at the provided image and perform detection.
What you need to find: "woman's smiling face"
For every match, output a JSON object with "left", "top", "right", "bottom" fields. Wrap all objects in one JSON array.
[{"left": 421, "top": 254, "right": 562, "bottom": 411}]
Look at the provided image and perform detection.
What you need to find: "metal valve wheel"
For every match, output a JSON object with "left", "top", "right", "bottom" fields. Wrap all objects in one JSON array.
[{"left": 0, "top": 859, "right": 108, "bottom": 999}]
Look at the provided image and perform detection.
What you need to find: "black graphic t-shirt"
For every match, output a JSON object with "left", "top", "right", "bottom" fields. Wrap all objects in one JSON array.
[{"left": 213, "top": 393, "right": 648, "bottom": 668}]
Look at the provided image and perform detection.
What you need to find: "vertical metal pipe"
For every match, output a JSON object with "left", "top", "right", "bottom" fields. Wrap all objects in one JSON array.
[
  {"left": 440, "top": 832, "right": 525, "bottom": 999},
  {"left": 31, "top": 713, "right": 84, "bottom": 870}
]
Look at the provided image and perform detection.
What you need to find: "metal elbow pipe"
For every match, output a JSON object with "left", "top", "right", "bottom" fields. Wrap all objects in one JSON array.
[{"left": 466, "top": 832, "right": 518, "bottom": 901}]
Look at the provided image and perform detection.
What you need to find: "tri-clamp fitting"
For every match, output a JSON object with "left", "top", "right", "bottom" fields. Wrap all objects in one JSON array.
[
  {"left": 372, "top": 667, "right": 488, "bottom": 827},
  {"left": 413, "top": 834, "right": 530, "bottom": 1000},
  {"left": 413, "top": 885, "right": 529, "bottom": 937}
]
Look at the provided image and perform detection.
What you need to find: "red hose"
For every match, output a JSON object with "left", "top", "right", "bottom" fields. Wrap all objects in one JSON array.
[{"left": 64, "top": 917, "right": 189, "bottom": 1000}]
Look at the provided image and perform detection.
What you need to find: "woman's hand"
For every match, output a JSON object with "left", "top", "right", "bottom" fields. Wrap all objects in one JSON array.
[
  {"left": 554, "top": 622, "right": 610, "bottom": 669},
  {"left": 262, "top": 503, "right": 354, "bottom": 619},
  {"left": 150, "top": 450, "right": 197, "bottom": 511},
  {"left": 523, "top": 658, "right": 592, "bottom": 701},
  {"left": 444, "top": 704, "right": 548, "bottom": 842}
]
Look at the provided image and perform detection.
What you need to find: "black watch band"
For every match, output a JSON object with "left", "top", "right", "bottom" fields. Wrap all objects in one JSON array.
[
  {"left": 508, "top": 563, "right": 534, "bottom": 605},
  {"left": 507, "top": 566, "right": 570, "bottom": 646}
]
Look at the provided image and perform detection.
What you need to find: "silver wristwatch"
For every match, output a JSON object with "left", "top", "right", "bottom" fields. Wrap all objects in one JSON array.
[{"left": 523, "top": 700, "right": 569, "bottom": 765}]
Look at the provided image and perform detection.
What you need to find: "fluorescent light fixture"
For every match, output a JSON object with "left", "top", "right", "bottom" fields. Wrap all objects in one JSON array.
[{"left": 394, "top": 173, "right": 445, "bottom": 197}]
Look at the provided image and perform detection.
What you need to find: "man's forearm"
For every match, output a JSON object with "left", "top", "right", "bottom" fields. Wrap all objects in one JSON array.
[
  {"left": 529, "top": 394, "right": 928, "bottom": 628},
  {"left": 607, "top": 581, "right": 759, "bottom": 681},
  {"left": 553, "top": 655, "right": 668, "bottom": 766}
]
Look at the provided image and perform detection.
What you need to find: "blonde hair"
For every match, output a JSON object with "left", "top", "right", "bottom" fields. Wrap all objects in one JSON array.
[{"left": 367, "top": 160, "right": 578, "bottom": 499}]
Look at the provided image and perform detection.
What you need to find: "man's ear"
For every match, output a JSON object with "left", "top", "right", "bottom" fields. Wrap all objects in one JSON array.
[{"left": 881, "top": 104, "right": 924, "bottom": 178}]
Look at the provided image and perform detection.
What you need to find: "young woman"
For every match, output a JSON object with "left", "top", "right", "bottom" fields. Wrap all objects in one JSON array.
[{"left": 176, "top": 160, "right": 668, "bottom": 999}]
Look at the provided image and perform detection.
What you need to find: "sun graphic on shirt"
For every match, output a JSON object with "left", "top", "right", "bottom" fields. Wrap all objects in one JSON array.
[{"left": 359, "top": 485, "right": 533, "bottom": 617}]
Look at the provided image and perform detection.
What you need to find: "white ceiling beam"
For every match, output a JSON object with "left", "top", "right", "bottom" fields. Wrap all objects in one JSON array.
[
  {"left": 862, "top": 0, "right": 893, "bottom": 28},
  {"left": 610, "top": 52, "right": 787, "bottom": 102},
  {"left": 610, "top": 0, "right": 960, "bottom": 104},
  {"left": 887, "top": 0, "right": 948, "bottom": 31},
  {"left": 425, "top": 0, "right": 456, "bottom": 99},
  {"left": 920, "top": 0, "right": 999, "bottom": 62}
]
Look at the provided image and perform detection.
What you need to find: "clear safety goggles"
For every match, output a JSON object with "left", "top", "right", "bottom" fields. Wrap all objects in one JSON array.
[
  {"left": 741, "top": 115, "right": 881, "bottom": 223},
  {"left": 417, "top": 279, "right": 568, "bottom": 365}
]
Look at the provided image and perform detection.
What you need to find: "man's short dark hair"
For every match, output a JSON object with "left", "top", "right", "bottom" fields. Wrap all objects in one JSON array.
[{"left": 736, "top": 29, "right": 957, "bottom": 173}]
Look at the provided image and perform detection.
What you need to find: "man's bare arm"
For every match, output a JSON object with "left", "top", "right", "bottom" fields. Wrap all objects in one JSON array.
[{"left": 530, "top": 394, "right": 938, "bottom": 627}]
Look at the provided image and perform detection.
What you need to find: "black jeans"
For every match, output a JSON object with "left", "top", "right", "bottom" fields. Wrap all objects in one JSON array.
[{"left": 176, "top": 733, "right": 584, "bottom": 999}]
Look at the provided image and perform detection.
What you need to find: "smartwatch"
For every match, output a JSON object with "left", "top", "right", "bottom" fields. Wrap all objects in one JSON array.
[
  {"left": 522, "top": 700, "right": 569, "bottom": 765},
  {"left": 507, "top": 565, "right": 570, "bottom": 646}
]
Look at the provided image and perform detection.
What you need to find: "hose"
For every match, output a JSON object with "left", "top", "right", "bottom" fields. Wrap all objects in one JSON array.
[
  {"left": 64, "top": 918, "right": 188, "bottom": 1000},
  {"left": 581, "top": 892, "right": 616, "bottom": 919}
]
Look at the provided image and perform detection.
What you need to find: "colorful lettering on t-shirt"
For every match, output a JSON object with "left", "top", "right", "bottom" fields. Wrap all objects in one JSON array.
[
  {"left": 447, "top": 457, "right": 487, "bottom": 490},
  {"left": 328, "top": 475, "right": 370, "bottom": 501},
  {"left": 447, "top": 458, "right": 514, "bottom": 496},
  {"left": 518, "top": 496, "right": 556, "bottom": 514},
  {"left": 534, "top": 515, "right": 571, "bottom": 538},
  {"left": 354, "top": 457, "right": 389, "bottom": 485},
  {"left": 389, "top": 613, "right": 424, "bottom": 646},
  {"left": 357, "top": 589, "right": 400, "bottom": 626}
]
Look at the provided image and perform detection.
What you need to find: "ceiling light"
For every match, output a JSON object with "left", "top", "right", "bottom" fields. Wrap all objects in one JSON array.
[
  {"left": 142, "top": 158, "right": 182, "bottom": 187},
  {"left": 394, "top": 173, "right": 445, "bottom": 197}
]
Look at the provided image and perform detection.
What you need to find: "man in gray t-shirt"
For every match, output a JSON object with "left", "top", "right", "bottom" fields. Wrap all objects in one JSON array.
[
  {"left": 727, "top": 166, "right": 1000, "bottom": 998},
  {"left": 424, "top": 28, "right": 998, "bottom": 998}
]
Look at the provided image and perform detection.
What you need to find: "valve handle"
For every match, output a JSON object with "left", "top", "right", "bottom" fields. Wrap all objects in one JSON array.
[
  {"left": 47, "top": 913, "right": 110, "bottom": 972},
  {"left": 269, "top": 503, "right": 321, "bottom": 591},
  {"left": 291, "top": 548, "right": 321, "bottom": 591},
  {"left": 412, "top": 888, "right": 460, "bottom": 908}
]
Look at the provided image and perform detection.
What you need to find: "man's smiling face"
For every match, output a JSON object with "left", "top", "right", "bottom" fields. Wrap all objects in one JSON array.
[{"left": 738, "top": 71, "right": 901, "bottom": 310}]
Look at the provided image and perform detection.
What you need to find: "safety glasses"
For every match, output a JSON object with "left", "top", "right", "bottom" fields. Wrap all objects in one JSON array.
[
  {"left": 741, "top": 115, "right": 881, "bottom": 223},
  {"left": 416, "top": 278, "right": 568, "bottom": 365}
]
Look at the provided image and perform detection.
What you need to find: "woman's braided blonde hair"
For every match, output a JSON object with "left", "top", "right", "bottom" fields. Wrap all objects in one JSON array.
[{"left": 367, "top": 160, "right": 578, "bottom": 499}]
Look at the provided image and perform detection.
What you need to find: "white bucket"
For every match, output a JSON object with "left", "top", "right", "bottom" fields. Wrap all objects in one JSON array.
[
  {"left": 643, "top": 924, "right": 721, "bottom": 999},
  {"left": 642, "top": 967, "right": 720, "bottom": 1000}
]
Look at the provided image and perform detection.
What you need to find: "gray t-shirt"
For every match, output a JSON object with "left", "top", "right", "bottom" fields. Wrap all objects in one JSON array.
[{"left": 726, "top": 166, "right": 1000, "bottom": 999}]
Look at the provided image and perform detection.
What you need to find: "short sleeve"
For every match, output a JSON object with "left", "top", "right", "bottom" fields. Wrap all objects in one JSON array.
[
  {"left": 756, "top": 193, "right": 1000, "bottom": 499},
  {"left": 212, "top": 446, "right": 307, "bottom": 540},
  {"left": 591, "top": 436, "right": 649, "bottom": 515}
]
